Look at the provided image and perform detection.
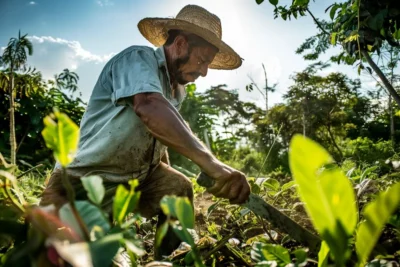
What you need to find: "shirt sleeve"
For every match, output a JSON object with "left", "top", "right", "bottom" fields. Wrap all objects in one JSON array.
[{"left": 110, "top": 48, "right": 163, "bottom": 106}]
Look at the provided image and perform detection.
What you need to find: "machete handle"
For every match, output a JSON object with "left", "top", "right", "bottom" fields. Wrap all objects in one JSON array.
[{"left": 197, "top": 172, "right": 216, "bottom": 188}]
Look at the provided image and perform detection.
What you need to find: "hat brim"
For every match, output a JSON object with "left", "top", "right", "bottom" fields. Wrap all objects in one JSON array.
[{"left": 138, "top": 18, "right": 242, "bottom": 70}]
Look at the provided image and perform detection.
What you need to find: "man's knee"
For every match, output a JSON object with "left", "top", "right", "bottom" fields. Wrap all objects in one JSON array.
[{"left": 175, "top": 171, "right": 193, "bottom": 201}]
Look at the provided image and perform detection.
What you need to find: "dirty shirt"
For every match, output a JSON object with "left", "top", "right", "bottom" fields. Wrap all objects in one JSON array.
[{"left": 55, "top": 46, "right": 186, "bottom": 182}]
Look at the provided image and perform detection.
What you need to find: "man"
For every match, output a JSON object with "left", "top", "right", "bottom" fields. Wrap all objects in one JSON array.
[{"left": 40, "top": 4, "right": 250, "bottom": 259}]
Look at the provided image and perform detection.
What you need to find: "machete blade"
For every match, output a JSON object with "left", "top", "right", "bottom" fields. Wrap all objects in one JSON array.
[{"left": 197, "top": 172, "right": 321, "bottom": 251}]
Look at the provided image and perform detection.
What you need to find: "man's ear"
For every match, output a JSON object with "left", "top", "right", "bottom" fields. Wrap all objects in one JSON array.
[{"left": 174, "top": 35, "right": 189, "bottom": 57}]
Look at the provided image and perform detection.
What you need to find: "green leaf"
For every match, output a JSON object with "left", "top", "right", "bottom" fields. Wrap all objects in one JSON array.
[
  {"left": 171, "top": 222, "right": 195, "bottom": 247},
  {"left": 262, "top": 178, "right": 280, "bottom": 191},
  {"left": 175, "top": 197, "right": 194, "bottom": 229},
  {"left": 360, "top": 166, "right": 378, "bottom": 182},
  {"left": 281, "top": 181, "right": 296, "bottom": 191},
  {"left": 251, "top": 243, "right": 291, "bottom": 266},
  {"left": 268, "top": 0, "right": 278, "bottom": 6},
  {"left": 355, "top": 182, "right": 400, "bottom": 265},
  {"left": 160, "top": 195, "right": 178, "bottom": 218},
  {"left": 289, "top": 135, "right": 357, "bottom": 263},
  {"left": 256, "top": 0, "right": 264, "bottom": 4},
  {"left": 394, "top": 29, "right": 400, "bottom": 40},
  {"left": 293, "top": 0, "right": 309, "bottom": 7},
  {"left": 318, "top": 241, "right": 329, "bottom": 267},
  {"left": 160, "top": 196, "right": 194, "bottom": 230},
  {"left": 113, "top": 179, "right": 141, "bottom": 224},
  {"left": 330, "top": 5, "right": 339, "bottom": 20},
  {"left": 331, "top": 32, "right": 337, "bottom": 45},
  {"left": 90, "top": 233, "right": 122, "bottom": 267},
  {"left": 59, "top": 201, "right": 110, "bottom": 240},
  {"left": 293, "top": 248, "right": 307, "bottom": 264},
  {"left": 124, "top": 239, "right": 145, "bottom": 257},
  {"left": 81, "top": 176, "right": 105, "bottom": 205},
  {"left": 155, "top": 221, "right": 169, "bottom": 248},
  {"left": 41, "top": 109, "right": 79, "bottom": 167},
  {"left": 367, "top": 9, "right": 388, "bottom": 31},
  {"left": 207, "top": 199, "right": 221, "bottom": 218},
  {"left": 51, "top": 240, "right": 92, "bottom": 267}
]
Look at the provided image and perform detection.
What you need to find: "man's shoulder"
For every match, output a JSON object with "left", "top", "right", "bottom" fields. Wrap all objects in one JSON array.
[{"left": 110, "top": 45, "right": 156, "bottom": 64}]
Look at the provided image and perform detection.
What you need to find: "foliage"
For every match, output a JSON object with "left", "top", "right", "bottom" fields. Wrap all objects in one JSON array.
[
  {"left": 0, "top": 31, "right": 33, "bottom": 165},
  {"left": 0, "top": 68, "right": 85, "bottom": 167},
  {"left": 289, "top": 134, "right": 400, "bottom": 266}
]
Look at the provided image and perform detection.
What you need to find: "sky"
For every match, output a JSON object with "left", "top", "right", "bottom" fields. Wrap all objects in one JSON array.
[{"left": 0, "top": 0, "right": 376, "bottom": 107}]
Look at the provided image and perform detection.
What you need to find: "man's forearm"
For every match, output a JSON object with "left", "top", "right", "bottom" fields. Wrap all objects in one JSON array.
[{"left": 133, "top": 93, "right": 218, "bottom": 173}]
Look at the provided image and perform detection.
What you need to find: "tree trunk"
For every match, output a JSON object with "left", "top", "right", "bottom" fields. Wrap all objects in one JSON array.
[
  {"left": 326, "top": 125, "right": 343, "bottom": 160},
  {"left": 262, "top": 64, "right": 268, "bottom": 113},
  {"left": 361, "top": 49, "right": 400, "bottom": 107},
  {"left": 9, "top": 67, "right": 17, "bottom": 166}
]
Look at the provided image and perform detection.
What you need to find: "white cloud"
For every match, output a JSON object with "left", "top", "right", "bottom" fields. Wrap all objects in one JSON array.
[
  {"left": 96, "top": 0, "right": 114, "bottom": 7},
  {"left": 26, "top": 35, "right": 116, "bottom": 100},
  {"left": 29, "top": 36, "right": 114, "bottom": 64}
]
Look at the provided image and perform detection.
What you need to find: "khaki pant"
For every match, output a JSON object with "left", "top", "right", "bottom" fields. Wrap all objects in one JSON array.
[
  {"left": 40, "top": 162, "right": 194, "bottom": 259},
  {"left": 40, "top": 162, "right": 194, "bottom": 219}
]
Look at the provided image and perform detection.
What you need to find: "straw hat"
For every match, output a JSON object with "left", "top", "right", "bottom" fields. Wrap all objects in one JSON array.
[{"left": 137, "top": 5, "right": 242, "bottom": 70}]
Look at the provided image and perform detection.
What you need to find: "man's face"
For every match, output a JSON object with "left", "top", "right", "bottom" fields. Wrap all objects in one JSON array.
[{"left": 172, "top": 45, "right": 218, "bottom": 85}]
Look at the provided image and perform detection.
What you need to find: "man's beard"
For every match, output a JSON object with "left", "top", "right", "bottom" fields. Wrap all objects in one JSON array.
[{"left": 171, "top": 53, "right": 191, "bottom": 85}]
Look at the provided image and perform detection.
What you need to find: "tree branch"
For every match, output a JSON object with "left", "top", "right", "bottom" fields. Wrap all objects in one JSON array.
[
  {"left": 306, "top": 8, "right": 329, "bottom": 35},
  {"left": 361, "top": 49, "right": 400, "bottom": 107}
]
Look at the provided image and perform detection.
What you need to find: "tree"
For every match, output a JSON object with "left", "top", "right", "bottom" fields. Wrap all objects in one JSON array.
[
  {"left": 257, "top": 0, "right": 400, "bottom": 106},
  {"left": 0, "top": 31, "right": 33, "bottom": 165},
  {"left": 247, "top": 63, "right": 277, "bottom": 115}
]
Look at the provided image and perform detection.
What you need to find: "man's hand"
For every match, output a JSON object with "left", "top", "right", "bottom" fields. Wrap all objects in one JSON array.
[
  {"left": 206, "top": 163, "right": 250, "bottom": 204},
  {"left": 133, "top": 92, "right": 250, "bottom": 204}
]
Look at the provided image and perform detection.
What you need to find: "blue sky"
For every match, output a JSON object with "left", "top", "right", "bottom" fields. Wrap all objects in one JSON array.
[{"left": 0, "top": 0, "right": 375, "bottom": 106}]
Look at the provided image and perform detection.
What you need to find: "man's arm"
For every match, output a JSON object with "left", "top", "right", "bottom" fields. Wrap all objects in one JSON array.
[
  {"left": 161, "top": 150, "right": 170, "bottom": 165},
  {"left": 133, "top": 92, "right": 250, "bottom": 204}
]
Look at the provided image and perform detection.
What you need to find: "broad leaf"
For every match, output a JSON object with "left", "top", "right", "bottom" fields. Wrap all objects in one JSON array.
[
  {"left": 262, "top": 178, "right": 280, "bottom": 191},
  {"left": 124, "top": 239, "right": 145, "bottom": 257},
  {"left": 281, "top": 181, "right": 296, "bottom": 191},
  {"left": 268, "top": 0, "right": 278, "bottom": 6},
  {"left": 59, "top": 201, "right": 110, "bottom": 240},
  {"left": 51, "top": 240, "right": 92, "bottom": 267},
  {"left": 81, "top": 176, "right": 105, "bottom": 206},
  {"left": 251, "top": 242, "right": 291, "bottom": 267},
  {"left": 89, "top": 233, "right": 122, "bottom": 267},
  {"left": 293, "top": 0, "right": 309, "bottom": 7},
  {"left": 155, "top": 221, "right": 169, "bottom": 248},
  {"left": 160, "top": 195, "right": 178, "bottom": 218},
  {"left": 318, "top": 241, "right": 329, "bottom": 267},
  {"left": 293, "top": 248, "right": 307, "bottom": 264},
  {"left": 175, "top": 197, "right": 194, "bottom": 229},
  {"left": 113, "top": 179, "right": 141, "bottom": 224},
  {"left": 41, "top": 110, "right": 79, "bottom": 167},
  {"left": 289, "top": 135, "right": 357, "bottom": 263},
  {"left": 331, "top": 32, "right": 337, "bottom": 45},
  {"left": 160, "top": 195, "right": 194, "bottom": 231},
  {"left": 27, "top": 206, "right": 81, "bottom": 242},
  {"left": 360, "top": 166, "right": 378, "bottom": 182},
  {"left": 355, "top": 182, "right": 400, "bottom": 265},
  {"left": 394, "top": 29, "right": 400, "bottom": 40},
  {"left": 171, "top": 222, "right": 195, "bottom": 247},
  {"left": 330, "top": 5, "right": 339, "bottom": 20}
]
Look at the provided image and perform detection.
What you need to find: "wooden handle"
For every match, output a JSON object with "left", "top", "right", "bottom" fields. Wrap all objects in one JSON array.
[{"left": 197, "top": 172, "right": 216, "bottom": 188}]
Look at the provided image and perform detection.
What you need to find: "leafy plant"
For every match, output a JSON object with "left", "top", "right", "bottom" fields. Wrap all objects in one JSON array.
[{"left": 289, "top": 134, "right": 400, "bottom": 266}]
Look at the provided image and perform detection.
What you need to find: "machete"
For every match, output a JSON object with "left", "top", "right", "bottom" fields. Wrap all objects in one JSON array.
[{"left": 197, "top": 172, "right": 321, "bottom": 251}]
